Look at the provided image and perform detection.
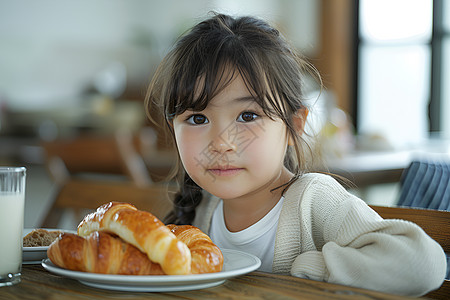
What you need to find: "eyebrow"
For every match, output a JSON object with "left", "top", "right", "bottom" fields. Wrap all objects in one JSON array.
[{"left": 234, "top": 96, "right": 256, "bottom": 103}]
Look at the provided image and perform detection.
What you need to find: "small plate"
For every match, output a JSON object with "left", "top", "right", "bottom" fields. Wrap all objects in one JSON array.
[
  {"left": 22, "top": 228, "right": 75, "bottom": 264},
  {"left": 42, "top": 249, "right": 261, "bottom": 292}
]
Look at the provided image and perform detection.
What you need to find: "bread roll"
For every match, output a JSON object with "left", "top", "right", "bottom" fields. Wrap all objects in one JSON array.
[{"left": 47, "top": 231, "right": 164, "bottom": 275}]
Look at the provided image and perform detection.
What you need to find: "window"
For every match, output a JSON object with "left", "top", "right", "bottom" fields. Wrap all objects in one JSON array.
[
  {"left": 440, "top": 0, "right": 450, "bottom": 138},
  {"left": 356, "top": 0, "right": 448, "bottom": 148}
]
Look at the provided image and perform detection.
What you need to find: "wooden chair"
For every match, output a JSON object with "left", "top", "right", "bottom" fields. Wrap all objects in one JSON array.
[
  {"left": 41, "top": 179, "right": 174, "bottom": 229},
  {"left": 41, "top": 129, "right": 152, "bottom": 187},
  {"left": 371, "top": 205, "right": 450, "bottom": 299}
]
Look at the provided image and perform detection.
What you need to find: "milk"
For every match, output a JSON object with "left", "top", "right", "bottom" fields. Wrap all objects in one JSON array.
[{"left": 0, "top": 193, "right": 24, "bottom": 275}]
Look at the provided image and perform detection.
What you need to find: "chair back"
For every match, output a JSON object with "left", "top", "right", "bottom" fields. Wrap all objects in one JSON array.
[
  {"left": 397, "top": 159, "right": 450, "bottom": 210},
  {"left": 371, "top": 205, "right": 450, "bottom": 299},
  {"left": 42, "top": 179, "right": 174, "bottom": 229},
  {"left": 41, "top": 130, "right": 152, "bottom": 186}
]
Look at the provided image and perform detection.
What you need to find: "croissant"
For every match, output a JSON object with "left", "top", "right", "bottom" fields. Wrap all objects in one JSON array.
[
  {"left": 167, "top": 224, "right": 223, "bottom": 274},
  {"left": 77, "top": 202, "right": 191, "bottom": 275},
  {"left": 47, "top": 231, "right": 164, "bottom": 275}
]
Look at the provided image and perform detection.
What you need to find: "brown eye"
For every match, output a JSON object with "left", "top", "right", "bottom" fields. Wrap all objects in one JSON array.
[
  {"left": 238, "top": 112, "right": 258, "bottom": 122},
  {"left": 187, "top": 114, "right": 208, "bottom": 125}
]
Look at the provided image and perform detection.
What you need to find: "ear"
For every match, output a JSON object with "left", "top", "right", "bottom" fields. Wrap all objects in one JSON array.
[{"left": 288, "top": 107, "right": 309, "bottom": 146}]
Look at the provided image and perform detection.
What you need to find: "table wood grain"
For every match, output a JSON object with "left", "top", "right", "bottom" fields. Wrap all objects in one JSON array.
[{"left": 0, "top": 264, "right": 420, "bottom": 300}]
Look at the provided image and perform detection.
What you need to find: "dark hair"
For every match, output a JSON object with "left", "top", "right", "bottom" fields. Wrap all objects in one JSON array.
[{"left": 145, "top": 13, "right": 320, "bottom": 225}]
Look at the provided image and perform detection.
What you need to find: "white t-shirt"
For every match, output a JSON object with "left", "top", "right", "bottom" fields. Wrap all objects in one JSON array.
[{"left": 209, "top": 197, "right": 284, "bottom": 272}]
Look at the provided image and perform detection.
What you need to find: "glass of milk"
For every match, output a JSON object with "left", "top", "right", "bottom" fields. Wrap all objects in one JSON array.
[{"left": 0, "top": 167, "right": 26, "bottom": 287}]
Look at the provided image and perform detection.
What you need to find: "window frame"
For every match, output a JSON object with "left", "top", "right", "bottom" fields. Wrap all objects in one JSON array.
[{"left": 353, "top": 0, "right": 447, "bottom": 139}]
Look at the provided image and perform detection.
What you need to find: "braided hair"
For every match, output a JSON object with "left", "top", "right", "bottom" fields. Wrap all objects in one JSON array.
[
  {"left": 164, "top": 173, "right": 203, "bottom": 225},
  {"left": 145, "top": 13, "right": 320, "bottom": 225}
]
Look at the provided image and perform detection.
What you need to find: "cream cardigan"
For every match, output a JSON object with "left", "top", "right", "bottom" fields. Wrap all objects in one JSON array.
[{"left": 193, "top": 173, "right": 447, "bottom": 296}]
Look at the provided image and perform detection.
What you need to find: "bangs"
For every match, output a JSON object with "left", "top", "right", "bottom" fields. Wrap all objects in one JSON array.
[{"left": 165, "top": 35, "right": 285, "bottom": 121}]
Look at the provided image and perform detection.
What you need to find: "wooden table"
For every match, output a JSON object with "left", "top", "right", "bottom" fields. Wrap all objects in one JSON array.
[{"left": 0, "top": 264, "right": 420, "bottom": 300}]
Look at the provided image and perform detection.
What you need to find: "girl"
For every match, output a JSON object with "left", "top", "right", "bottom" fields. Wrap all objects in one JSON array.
[{"left": 145, "top": 13, "right": 446, "bottom": 296}]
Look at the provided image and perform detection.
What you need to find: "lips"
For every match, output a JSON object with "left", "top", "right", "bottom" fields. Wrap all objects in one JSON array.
[{"left": 207, "top": 166, "right": 244, "bottom": 176}]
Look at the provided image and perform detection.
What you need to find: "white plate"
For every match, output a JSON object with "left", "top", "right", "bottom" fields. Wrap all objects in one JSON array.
[
  {"left": 42, "top": 249, "right": 261, "bottom": 292},
  {"left": 22, "top": 228, "right": 75, "bottom": 264}
]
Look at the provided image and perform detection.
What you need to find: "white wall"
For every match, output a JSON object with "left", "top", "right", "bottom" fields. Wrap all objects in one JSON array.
[{"left": 0, "top": 0, "right": 318, "bottom": 111}]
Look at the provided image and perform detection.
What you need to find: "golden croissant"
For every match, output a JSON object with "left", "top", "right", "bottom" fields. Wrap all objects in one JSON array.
[
  {"left": 47, "top": 231, "right": 164, "bottom": 275},
  {"left": 77, "top": 202, "right": 190, "bottom": 275},
  {"left": 76, "top": 202, "right": 223, "bottom": 275}
]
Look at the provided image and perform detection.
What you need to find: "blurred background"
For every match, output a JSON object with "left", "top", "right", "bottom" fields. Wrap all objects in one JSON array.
[{"left": 0, "top": 0, "right": 449, "bottom": 228}]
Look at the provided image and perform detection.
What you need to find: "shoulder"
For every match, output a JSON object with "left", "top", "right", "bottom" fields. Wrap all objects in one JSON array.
[
  {"left": 283, "top": 173, "right": 365, "bottom": 222},
  {"left": 296, "top": 172, "right": 340, "bottom": 186},
  {"left": 285, "top": 173, "right": 351, "bottom": 202}
]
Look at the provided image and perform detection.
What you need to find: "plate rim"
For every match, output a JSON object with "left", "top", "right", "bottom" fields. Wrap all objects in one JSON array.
[
  {"left": 41, "top": 248, "right": 261, "bottom": 291},
  {"left": 79, "top": 279, "right": 227, "bottom": 292}
]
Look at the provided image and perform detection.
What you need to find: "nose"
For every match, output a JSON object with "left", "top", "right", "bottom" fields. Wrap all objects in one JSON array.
[{"left": 209, "top": 134, "right": 237, "bottom": 154}]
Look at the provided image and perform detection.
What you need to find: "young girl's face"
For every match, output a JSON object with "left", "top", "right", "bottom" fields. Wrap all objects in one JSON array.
[{"left": 172, "top": 73, "right": 292, "bottom": 201}]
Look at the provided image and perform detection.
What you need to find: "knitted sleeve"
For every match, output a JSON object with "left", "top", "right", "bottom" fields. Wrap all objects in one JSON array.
[{"left": 288, "top": 174, "right": 446, "bottom": 297}]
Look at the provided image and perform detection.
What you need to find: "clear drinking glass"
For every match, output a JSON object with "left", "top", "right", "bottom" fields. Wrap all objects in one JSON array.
[{"left": 0, "top": 167, "right": 26, "bottom": 287}]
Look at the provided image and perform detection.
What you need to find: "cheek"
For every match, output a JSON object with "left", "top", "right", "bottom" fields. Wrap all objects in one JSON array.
[
  {"left": 174, "top": 129, "right": 193, "bottom": 160},
  {"left": 174, "top": 127, "right": 205, "bottom": 175},
  {"left": 244, "top": 124, "right": 288, "bottom": 156}
]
